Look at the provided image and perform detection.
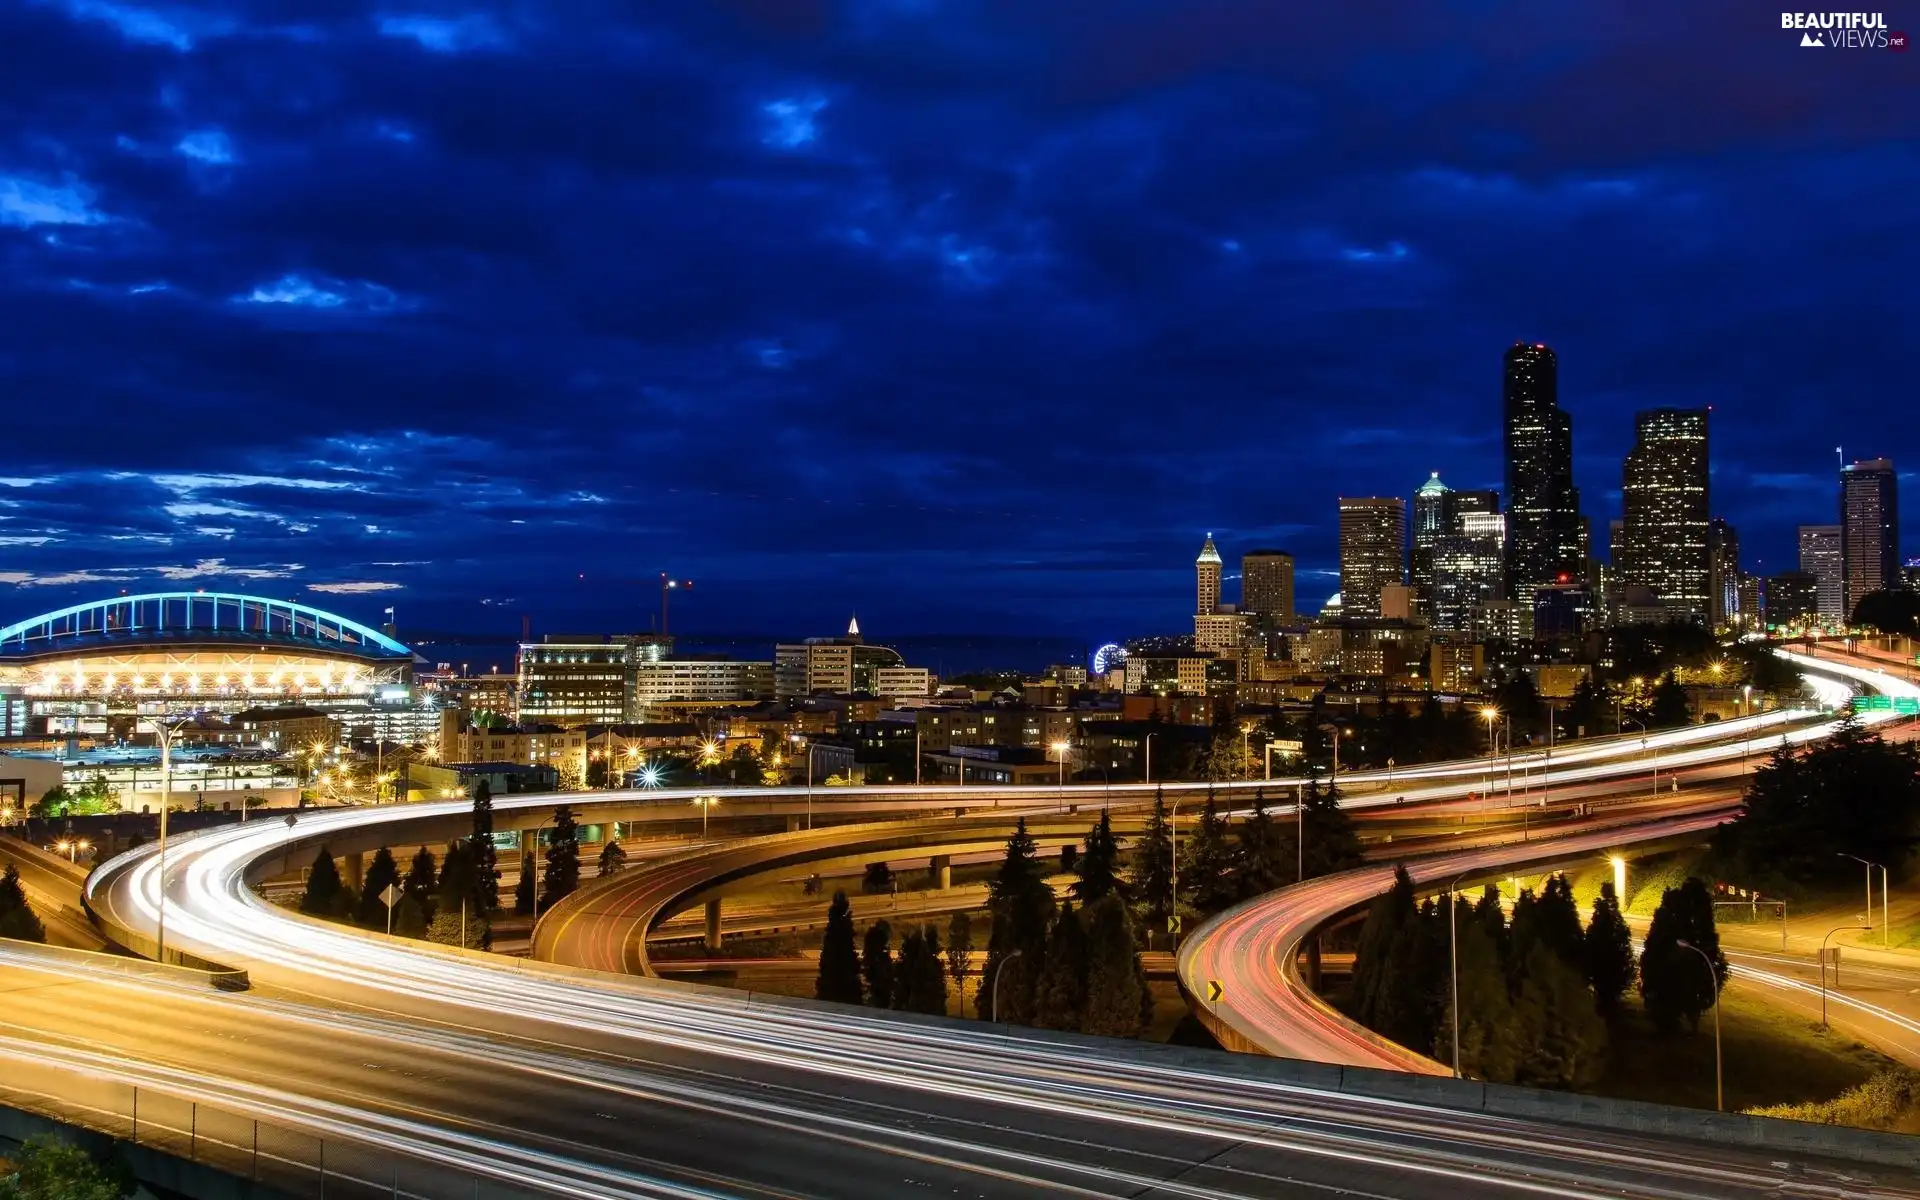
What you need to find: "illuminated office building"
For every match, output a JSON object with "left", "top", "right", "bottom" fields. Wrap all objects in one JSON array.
[
  {"left": 1841, "top": 458, "right": 1900, "bottom": 619},
  {"left": 1707, "top": 518, "right": 1740, "bottom": 629},
  {"left": 1338, "top": 498, "right": 1406, "bottom": 619},
  {"left": 1432, "top": 512, "right": 1506, "bottom": 633},
  {"left": 1617, "top": 408, "right": 1710, "bottom": 620},
  {"left": 1798, "top": 524, "right": 1844, "bottom": 626},
  {"left": 1240, "top": 550, "right": 1296, "bottom": 624},
  {"left": 1502, "top": 342, "right": 1584, "bottom": 605}
]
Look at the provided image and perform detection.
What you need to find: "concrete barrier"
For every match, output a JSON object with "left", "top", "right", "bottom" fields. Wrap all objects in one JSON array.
[{"left": 0, "top": 937, "right": 248, "bottom": 992}]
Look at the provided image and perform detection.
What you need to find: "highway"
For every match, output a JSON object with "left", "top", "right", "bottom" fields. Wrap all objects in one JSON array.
[
  {"left": 20, "top": 643, "right": 1907, "bottom": 1195},
  {"left": 1176, "top": 645, "right": 1920, "bottom": 1072}
]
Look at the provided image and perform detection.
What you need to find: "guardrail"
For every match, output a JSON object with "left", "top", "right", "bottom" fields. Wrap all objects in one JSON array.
[{"left": 0, "top": 938, "right": 249, "bottom": 992}]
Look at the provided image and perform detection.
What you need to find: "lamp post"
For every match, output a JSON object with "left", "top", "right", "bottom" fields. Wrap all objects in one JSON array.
[
  {"left": 1316, "top": 724, "right": 1341, "bottom": 782},
  {"left": 1144, "top": 732, "right": 1156, "bottom": 785},
  {"left": 1169, "top": 793, "right": 1185, "bottom": 938},
  {"left": 990, "top": 948, "right": 1025, "bottom": 1022},
  {"left": 1674, "top": 938, "right": 1723, "bottom": 1111},
  {"left": 1839, "top": 854, "right": 1889, "bottom": 945},
  {"left": 1820, "top": 924, "right": 1871, "bottom": 1028},
  {"left": 145, "top": 715, "right": 188, "bottom": 965},
  {"left": 527, "top": 813, "right": 557, "bottom": 921},
  {"left": 56, "top": 838, "right": 90, "bottom": 863},
  {"left": 1620, "top": 714, "right": 1653, "bottom": 798},
  {"left": 1446, "top": 869, "right": 1474, "bottom": 1079},
  {"left": 693, "top": 795, "right": 718, "bottom": 843},
  {"left": 790, "top": 734, "right": 814, "bottom": 829},
  {"left": 1051, "top": 740, "right": 1072, "bottom": 791}
]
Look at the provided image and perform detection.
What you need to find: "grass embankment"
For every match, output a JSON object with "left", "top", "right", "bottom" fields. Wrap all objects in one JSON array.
[{"left": 1592, "top": 988, "right": 1892, "bottom": 1112}]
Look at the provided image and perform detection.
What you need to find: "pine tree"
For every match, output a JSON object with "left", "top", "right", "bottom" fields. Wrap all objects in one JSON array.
[
  {"left": 426, "top": 908, "right": 488, "bottom": 949},
  {"left": 1512, "top": 943, "right": 1609, "bottom": 1089},
  {"left": 1351, "top": 866, "right": 1418, "bottom": 1031},
  {"left": 543, "top": 805, "right": 581, "bottom": 906},
  {"left": 0, "top": 863, "right": 47, "bottom": 943},
  {"left": 945, "top": 910, "right": 973, "bottom": 1008},
  {"left": 862, "top": 919, "right": 895, "bottom": 1008},
  {"left": 513, "top": 854, "right": 536, "bottom": 915},
  {"left": 1506, "top": 887, "right": 1541, "bottom": 989},
  {"left": 1301, "top": 776, "right": 1363, "bottom": 878},
  {"left": 1182, "top": 791, "right": 1237, "bottom": 917},
  {"left": 892, "top": 927, "right": 925, "bottom": 1010},
  {"left": 355, "top": 847, "right": 401, "bottom": 928},
  {"left": 1232, "top": 788, "right": 1286, "bottom": 902},
  {"left": 1473, "top": 883, "right": 1509, "bottom": 967},
  {"left": 1639, "top": 877, "right": 1727, "bottom": 1032},
  {"left": 1070, "top": 809, "right": 1126, "bottom": 905},
  {"left": 1532, "top": 873, "right": 1586, "bottom": 970},
  {"left": 1132, "top": 787, "right": 1175, "bottom": 938},
  {"left": 403, "top": 847, "right": 438, "bottom": 920},
  {"left": 393, "top": 894, "right": 429, "bottom": 938},
  {"left": 469, "top": 779, "right": 499, "bottom": 913},
  {"left": 1437, "top": 904, "right": 1520, "bottom": 1082},
  {"left": 1585, "top": 881, "right": 1635, "bottom": 1017},
  {"left": 815, "top": 890, "right": 863, "bottom": 1005},
  {"left": 1370, "top": 898, "right": 1445, "bottom": 1052},
  {"left": 1033, "top": 901, "right": 1090, "bottom": 1030},
  {"left": 1081, "top": 894, "right": 1148, "bottom": 1038},
  {"left": 979, "top": 818, "right": 1054, "bottom": 1023},
  {"left": 299, "top": 847, "right": 344, "bottom": 917},
  {"left": 861, "top": 861, "right": 895, "bottom": 895},
  {"left": 598, "top": 840, "right": 627, "bottom": 878},
  {"left": 436, "top": 841, "right": 474, "bottom": 916}
]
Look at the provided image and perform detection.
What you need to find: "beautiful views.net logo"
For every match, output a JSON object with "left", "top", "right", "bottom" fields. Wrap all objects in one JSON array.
[{"left": 1781, "top": 11, "right": 1906, "bottom": 48}]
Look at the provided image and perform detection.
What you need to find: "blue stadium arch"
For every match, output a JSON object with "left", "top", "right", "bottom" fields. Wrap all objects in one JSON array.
[{"left": 0, "top": 592, "right": 411, "bottom": 661}]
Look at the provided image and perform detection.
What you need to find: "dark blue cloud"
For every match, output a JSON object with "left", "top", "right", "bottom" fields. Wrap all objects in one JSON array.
[{"left": 0, "top": 0, "right": 1913, "bottom": 643}]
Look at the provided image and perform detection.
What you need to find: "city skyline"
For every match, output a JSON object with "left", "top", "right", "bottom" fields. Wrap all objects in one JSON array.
[{"left": 0, "top": 4, "right": 1913, "bottom": 639}]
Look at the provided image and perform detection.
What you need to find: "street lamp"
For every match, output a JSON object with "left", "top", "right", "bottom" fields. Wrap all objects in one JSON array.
[
  {"left": 1611, "top": 855, "right": 1628, "bottom": 905},
  {"left": 990, "top": 948, "right": 1025, "bottom": 1023},
  {"left": 145, "top": 715, "right": 189, "bottom": 965},
  {"left": 1619, "top": 714, "right": 1654, "bottom": 798},
  {"left": 790, "top": 734, "right": 814, "bottom": 829},
  {"left": 1445, "top": 869, "right": 1474, "bottom": 1079},
  {"left": 1051, "top": 740, "right": 1072, "bottom": 790},
  {"left": 527, "top": 813, "right": 557, "bottom": 920},
  {"left": 1839, "top": 854, "right": 1890, "bottom": 945},
  {"left": 55, "top": 837, "right": 90, "bottom": 863},
  {"left": 1316, "top": 724, "right": 1341, "bottom": 780},
  {"left": 1820, "top": 924, "right": 1871, "bottom": 1028},
  {"left": 1143, "top": 731, "right": 1157, "bottom": 784},
  {"left": 693, "top": 795, "right": 718, "bottom": 843},
  {"left": 1674, "top": 939, "right": 1723, "bottom": 1111},
  {"left": 698, "top": 739, "right": 721, "bottom": 784}
]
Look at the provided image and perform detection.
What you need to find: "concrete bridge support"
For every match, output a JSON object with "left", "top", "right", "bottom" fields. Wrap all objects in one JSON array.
[
  {"left": 930, "top": 854, "right": 952, "bottom": 890},
  {"left": 704, "top": 898, "right": 722, "bottom": 952},
  {"left": 343, "top": 851, "right": 364, "bottom": 892}
]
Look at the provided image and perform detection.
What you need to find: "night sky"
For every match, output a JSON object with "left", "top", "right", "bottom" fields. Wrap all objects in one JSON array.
[{"left": 1, "top": 2, "right": 1913, "bottom": 648}]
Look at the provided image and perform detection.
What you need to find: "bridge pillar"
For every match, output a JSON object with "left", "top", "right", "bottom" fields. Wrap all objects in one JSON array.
[
  {"left": 343, "top": 851, "right": 364, "bottom": 892},
  {"left": 704, "top": 898, "right": 722, "bottom": 951},
  {"left": 519, "top": 828, "right": 538, "bottom": 856},
  {"left": 930, "top": 854, "right": 952, "bottom": 890},
  {"left": 785, "top": 814, "right": 804, "bottom": 832}
]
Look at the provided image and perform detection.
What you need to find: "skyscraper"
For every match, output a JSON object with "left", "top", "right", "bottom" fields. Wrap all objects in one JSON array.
[
  {"left": 1338, "top": 498, "right": 1406, "bottom": 619},
  {"left": 1841, "top": 458, "right": 1900, "bottom": 619},
  {"left": 1798, "top": 525, "right": 1844, "bottom": 626},
  {"left": 1617, "top": 408, "right": 1710, "bottom": 620},
  {"left": 1195, "top": 534, "right": 1223, "bottom": 616},
  {"left": 1502, "top": 342, "right": 1583, "bottom": 605},
  {"left": 1241, "top": 550, "right": 1296, "bottom": 624},
  {"left": 1433, "top": 511, "right": 1506, "bottom": 633},
  {"left": 1707, "top": 517, "right": 1740, "bottom": 629},
  {"left": 1410, "top": 472, "right": 1451, "bottom": 603}
]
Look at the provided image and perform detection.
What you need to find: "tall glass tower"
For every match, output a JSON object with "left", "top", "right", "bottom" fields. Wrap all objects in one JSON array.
[
  {"left": 1618, "top": 408, "right": 1710, "bottom": 620},
  {"left": 1502, "top": 343, "right": 1583, "bottom": 605},
  {"left": 1841, "top": 458, "right": 1900, "bottom": 619}
]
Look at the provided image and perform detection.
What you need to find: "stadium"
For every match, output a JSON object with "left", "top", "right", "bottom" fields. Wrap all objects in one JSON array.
[{"left": 0, "top": 591, "right": 414, "bottom": 736}]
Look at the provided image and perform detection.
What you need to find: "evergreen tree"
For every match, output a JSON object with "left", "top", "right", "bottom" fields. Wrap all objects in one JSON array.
[
  {"left": 392, "top": 894, "right": 429, "bottom": 938},
  {"left": 3, "top": 1133, "right": 127, "bottom": 1200},
  {"left": 0, "top": 863, "right": 47, "bottom": 943},
  {"left": 469, "top": 780, "right": 499, "bottom": 913},
  {"left": 436, "top": 841, "right": 474, "bottom": 916},
  {"left": 1639, "top": 877, "right": 1728, "bottom": 1032},
  {"left": 1473, "top": 883, "right": 1509, "bottom": 967},
  {"left": 1301, "top": 776, "right": 1363, "bottom": 878},
  {"left": 1585, "top": 881, "right": 1636, "bottom": 1017},
  {"left": 1351, "top": 866, "right": 1419, "bottom": 1030},
  {"left": 892, "top": 927, "right": 925, "bottom": 1010},
  {"left": 1370, "top": 898, "right": 1445, "bottom": 1052},
  {"left": 905, "top": 924, "right": 949, "bottom": 1015},
  {"left": 513, "top": 854, "right": 536, "bottom": 915},
  {"left": 298, "top": 847, "right": 345, "bottom": 917},
  {"left": 1132, "top": 788, "right": 1175, "bottom": 937},
  {"left": 945, "top": 910, "right": 973, "bottom": 1008},
  {"left": 1070, "top": 809, "right": 1127, "bottom": 905},
  {"left": 1648, "top": 672, "right": 1693, "bottom": 729},
  {"left": 1506, "top": 887, "right": 1541, "bottom": 989},
  {"left": 862, "top": 919, "right": 896, "bottom": 1008},
  {"left": 1081, "top": 894, "right": 1148, "bottom": 1039},
  {"left": 403, "top": 847, "right": 438, "bottom": 920},
  {"left": 355, "top": 847, "right": 401, "bottom": 928},
  {"left": 543, "top": 805, "right": 581, "bottom": 905},
  {"left": 815, "top": 890, "right": 864, "bottom": 1005},
  {"left": 1033, "top": 901, "right": 1090, "bottom": 1030},
  {"left": 1532, "top": 873, "right": 1587, "bottom": 970},
  {"left": 1512, "top": 943, "right": 1609, "bottom": 1089},
  {"left": 1182, "top": 791, "right": 1237, "bottom": 917},
  {"left": 598, "top": 840, "right": 627, "bottom": 878},
  {"left": 979, "top": 819, "right": 1054, "bottom": 1023},
  {"left": 1436, "top": 903, "right": 1520, "bottom": 1082},
  {"left": 1232, "top": 788, "right": 1287, "bottom": 902}
]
